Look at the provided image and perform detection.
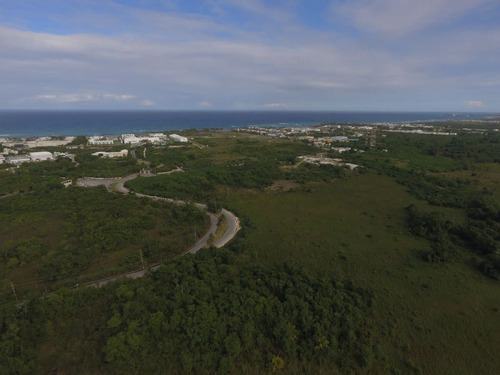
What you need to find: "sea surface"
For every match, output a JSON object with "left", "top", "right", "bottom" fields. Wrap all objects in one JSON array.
[{"left": 0, "top": 110, "right": 495, "bottom": 138}]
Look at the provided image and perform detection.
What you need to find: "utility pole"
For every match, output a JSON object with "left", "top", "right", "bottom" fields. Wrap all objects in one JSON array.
[
  {"left": 11, "top": 282, "right": 18, "bottom": 303},
  {"left": 139, "top": 250, "right": 145, "bottom": 269}
]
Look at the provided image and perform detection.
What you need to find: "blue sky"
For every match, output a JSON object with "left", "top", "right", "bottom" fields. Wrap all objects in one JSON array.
[{"left": 0, "top": 0, "right": 499, "bottom": 111}]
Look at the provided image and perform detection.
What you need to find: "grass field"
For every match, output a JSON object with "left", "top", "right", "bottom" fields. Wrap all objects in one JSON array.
[
  {"left": 0, "top": 188, "right": 210, "bottom": 296},
  {"left": 436, "top": 162, "right": 500, "bottom": 200},
  {"left": 226, "top": 172, "right": 500, "bottom": 374}
]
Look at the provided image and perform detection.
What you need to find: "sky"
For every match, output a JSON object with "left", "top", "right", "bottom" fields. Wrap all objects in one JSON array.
[{"left": 0, "top": 0, "right": 499, "bottom": 111}]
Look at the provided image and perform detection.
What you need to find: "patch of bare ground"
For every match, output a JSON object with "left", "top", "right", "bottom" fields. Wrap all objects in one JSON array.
[{"left": 266, "top": 180, "right": 301, "bottom": 192}]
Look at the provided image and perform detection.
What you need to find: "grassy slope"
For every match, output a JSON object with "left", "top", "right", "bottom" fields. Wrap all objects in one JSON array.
[{"left": 227, "top": 173, "right": 499, "bottom": 374}]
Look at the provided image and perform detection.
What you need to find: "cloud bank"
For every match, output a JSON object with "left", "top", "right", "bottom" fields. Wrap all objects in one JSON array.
[{"left": 0, "top": 0, "right": 498, "bottom": 111}]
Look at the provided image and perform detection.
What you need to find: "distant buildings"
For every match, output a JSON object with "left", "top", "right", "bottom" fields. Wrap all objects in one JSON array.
[
  {"left": 331, "top": 147, "right": 352, "bottom": 153},
  {"left": 3, "top": 151, "right": 58, "bottom": 165},
  {"left": 88, "top": 136, "right": 114, "bottom": 145},
  {"left": 169, "top": 134, "right": 188, "bottom": 143},
  {"left": 91, "top": 149, "right": 129, "bottom": 158},
  {"left": 7, "top": 155, "right": 31, "bottom": 165},
  {"left": 1, "top": 137, "right": 75, "bottom": 148},
  {"left": 61, "top": 179, "right": 73, "bottom": 188},
  {"left": 30, "top": 151, "right": 54, "bottom": 161},
  {"left": 122, "top": 134, "right": 165, "bottom": 144}
]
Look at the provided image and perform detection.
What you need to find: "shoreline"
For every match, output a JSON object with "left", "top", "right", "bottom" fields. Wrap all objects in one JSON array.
[
  {"left": 1, "top": 118, "right": 499, "bottom": 140},
  {"left": 0, "top": 110, "right": 498, "bottom": 139}
]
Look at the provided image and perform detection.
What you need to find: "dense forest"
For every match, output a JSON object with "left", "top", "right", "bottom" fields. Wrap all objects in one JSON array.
[{"left": 0, "top": 247, "right": 375, "bottom": 374}]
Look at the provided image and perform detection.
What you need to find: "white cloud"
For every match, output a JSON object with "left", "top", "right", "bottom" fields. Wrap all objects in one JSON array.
[
  {"left": 103, "top": 94, "right": 136, "bottom": 101},
  {"left": 263, "top": 103, "right": 288, "bottom": 109},
  {"left": 209, "top": 0, "right": 295, "bottom": 24},
  {"left": 33, "top": 93, "right": 97, "bottom": 103},
  {"left": 465, "top": 100, "right": 486, "bottom": 109},
  {"left": 141, "top": 99, "right": 155, "bottom": 107},
  {"left": 333, "top": 0, "right": 493, "bottom": 37},
  {"left": 0, "top": 0, "right": 499, "bottom": 112},
  {"left": 28, "top": 93, "right": 136, "bottom": 103}
]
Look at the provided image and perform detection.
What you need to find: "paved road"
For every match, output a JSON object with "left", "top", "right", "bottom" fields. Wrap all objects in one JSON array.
[
  {"left": 214, "top": 209, "right": 241, "bottom": 248},
  {"left": 77, "top": 173, "right": 240, "bottom": 287},
  {"left": 77, "top": 173, "right": 139, "bottom": 192}
]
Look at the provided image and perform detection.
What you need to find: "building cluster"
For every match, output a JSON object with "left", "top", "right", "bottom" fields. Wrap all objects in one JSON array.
[
  {"left": 235, "top": 125, "right": 364, "bottom": 149},
  {"left": 1, "top": 151, "right": 53, "bottom": 165},
  {"left": 0, "top": 136, "right": 75, "bottom": 148},
  {"left": 88, "top": 136, "right": 114, "bottom": 145},
  {"left": 235, "top": 121, "right": 478, "bottom": 151},
  {"left": 88, "top": 133, "right": 189, "bottom": 145},
  {"left": 121, "top": 133, "right": 165, "bottom": 144},
  {"left": 0, "top": 131, "right": 191, "bottom": 167}
]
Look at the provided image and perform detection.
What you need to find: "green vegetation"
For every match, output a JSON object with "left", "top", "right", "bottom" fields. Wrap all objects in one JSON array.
[
  {"left": 0, "top": 248, "right": 374, "bottom": 374},
  {"left": 126, "top": 160, "right": 282, "bottom": 202},
  {"left": 73, "top": 152, "right": 140, "bottom": 178},
  {"left": 1, "top": 129, "right": 499, "bottom": 374},
  {"left": 0, "top": 187, "right": 208, "bottom": 293},
  {"left": 127, "top": 136, "right": 348, "bottom": 201},
  {"left": 222, "top": 173, "right": 499, "bottom": 374}
]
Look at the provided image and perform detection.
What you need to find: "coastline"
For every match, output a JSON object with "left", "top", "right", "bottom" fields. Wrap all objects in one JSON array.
[{"left": 0, "top": 110, "right": 497, "bottom": 138}]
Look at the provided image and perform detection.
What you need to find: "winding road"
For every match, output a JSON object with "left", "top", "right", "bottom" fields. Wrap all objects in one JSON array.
[{"left": 76, "top": 173, "right": 240, "bottom": 287}]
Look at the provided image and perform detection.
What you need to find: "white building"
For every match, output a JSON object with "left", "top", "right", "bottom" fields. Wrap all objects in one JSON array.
[
  {"left": 30, "top": 151, "right": 54, "bottom": 161},
  {"left": 149, "top": 133, "right": 167, "bottom": 139},
  {"left": 121, "top": 134, "right": 162, "bottom": 144},
  {"left": 7, "top": 155, "right": 31, "bottom": 165},
  {"left": 2, "top": 148, "right": 18, "bottom": 155},
  {"left": 121, "top": 135, "right": 139, "bottom": 144},
  {"left": 89, "top": 136, "right": 114, "bottom": 145},
  {"left": 169, "top": 134, "right": 188, "bottom": 143},
  {"left": 331, "top": 147, "right": 352, "bottom": 153},
  {"left": 25, "top": 137, "right": 75, "bottom": 148},
  {"left": 0, "top": 155, "right": 4, "bottom": 164},
  {"left": 92, "top": 149, "right": 128, "bottom": 158}
]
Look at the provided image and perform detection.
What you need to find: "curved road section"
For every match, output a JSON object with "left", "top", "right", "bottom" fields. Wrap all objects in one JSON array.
[{"left": 76, "top": 173, "right": 240, "bottom": 287}]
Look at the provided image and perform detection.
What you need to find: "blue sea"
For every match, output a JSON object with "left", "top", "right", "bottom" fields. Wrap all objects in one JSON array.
[{"left": 0, "top": 110, "right": 495, "bottom": 138}]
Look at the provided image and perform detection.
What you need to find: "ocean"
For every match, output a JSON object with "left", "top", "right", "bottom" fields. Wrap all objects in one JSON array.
[{"left": 0, "top": 110, "right": 495, "bottom": 138}]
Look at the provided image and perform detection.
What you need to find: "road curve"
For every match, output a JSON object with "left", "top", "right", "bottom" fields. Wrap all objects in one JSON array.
[
  {"left": 215, "top": 209, "right": 241, "bottom": 248},
  {"left": 77, "top": 173, "right": 240, "bottom": 287}
]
